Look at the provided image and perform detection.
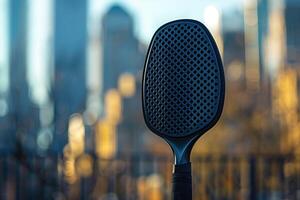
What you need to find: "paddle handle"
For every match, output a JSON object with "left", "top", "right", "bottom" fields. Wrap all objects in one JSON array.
[{"left": 172, "top": 162, "right": 192, "bottom": 200}]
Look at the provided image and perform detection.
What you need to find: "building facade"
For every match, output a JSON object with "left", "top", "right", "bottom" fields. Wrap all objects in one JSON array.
[{"left": 53, "top": 0, "right": 87, "bottom": 152}]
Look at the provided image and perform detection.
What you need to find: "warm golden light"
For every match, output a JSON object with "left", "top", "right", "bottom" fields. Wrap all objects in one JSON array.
[
  {"left": 63, "top": 113, "right": 87, "bottom": 183},
  {"left": 265, "top": 4, "right": 286, "bottom": 73},
  {"left": 227, "top": 61, "right": 243, "bottom": 81},
  {"left": 76, "top": 154, "right": 93, "bottom": 177},
  {"left": 105, "top": 89, "right": 122, "bottom": 124},
  {"left": 118, "top": 73, "right": 136, "bottom": 97},
  {"left": 244, "top": 0, "right": 260, "bottom": 91},
  {"left": 146, "top": 174, "right": 163, "bottom": 200},
  {"left": 137, "top": 177, "right": 146, "bottom": 199},
  {"left": 68, "top": 114, "right": 85, "bottom": 157},
  {"left": 68, "top": 114, "right": 83, "bottom": 132},
  {"left": 63, "top": 144, "right": 72, "bottom": 158},
  {"left": 95, "top": 119, "right": 117, "bottom": 159},
  {"left": 273, "top": 69, "right": 298, "bottom": 152},
  {"left": 69, "top": 141, "right": 85, "bottom": 158},
  {"left": 64, "top": 158, "right": 77, "bottom": 184},
  {"left": 273, "top": 69, "right": 298, "bottom": 115}
]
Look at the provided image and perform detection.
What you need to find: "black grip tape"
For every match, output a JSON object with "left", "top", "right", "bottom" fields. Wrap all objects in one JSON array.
[{"left": 172, "top": 162, "right": 192, "bottom": 200}]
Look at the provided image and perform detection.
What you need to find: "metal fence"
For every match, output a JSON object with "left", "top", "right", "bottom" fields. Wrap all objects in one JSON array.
[{"left": 0, "top": 154, "right": 300, "bottom": 200}]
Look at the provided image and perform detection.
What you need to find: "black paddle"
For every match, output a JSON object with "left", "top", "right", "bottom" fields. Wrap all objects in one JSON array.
[{"left": 142, "top": 19, "right": 225, "bottom": 200}]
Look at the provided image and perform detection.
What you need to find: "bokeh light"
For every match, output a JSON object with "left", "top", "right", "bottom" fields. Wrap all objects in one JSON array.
[{"left": 1, "top": 0, "right": 300, "bottom": 199}]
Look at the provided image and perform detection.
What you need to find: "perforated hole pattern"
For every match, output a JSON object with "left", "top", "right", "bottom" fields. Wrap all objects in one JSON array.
[{"left": 143, "top": 20, "right": 224, "bottom": 137}]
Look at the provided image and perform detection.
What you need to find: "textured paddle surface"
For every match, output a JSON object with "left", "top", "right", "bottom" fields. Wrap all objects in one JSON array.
[{"left": 143, "top": 20, "right": 224, "bottom": 137}]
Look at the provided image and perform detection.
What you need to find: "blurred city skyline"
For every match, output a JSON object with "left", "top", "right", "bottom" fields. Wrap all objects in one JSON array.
[
  {"left": 1, "top": 0, "right": 300, "bottom": 199},
  {"left": 0, "top": 0, "right": 296, "bottom": 154},
  {"left": 0, "top": 0, "right": 247, "bottom": 107},
  {"left": 0, "top": 0, "right": 297, "bottom": 154}
]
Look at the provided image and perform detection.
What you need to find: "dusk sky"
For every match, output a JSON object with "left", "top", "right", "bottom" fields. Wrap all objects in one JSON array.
[
  {"left": 0, "top": 0, "right": 244, "bottom": 105},
  {"left": 90, "top": 0, "right": 244, "bottom": 42}
]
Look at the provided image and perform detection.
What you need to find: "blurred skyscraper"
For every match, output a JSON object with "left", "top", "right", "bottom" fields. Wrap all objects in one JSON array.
[
  {"left": 244, "top": 1, "right": 261, "bottom": 91},
  {"left": 53, "top": 0, "right": 87, "bottom": 152},
  {"left": 102, "top": 5, "right": 143, "bottom": 95},
  {"left": 6, "top": 0, "right": 39, "bottom": 153},
  {"left": 275, "top": 0, "right": 300, "bottom": 154},
  {"left": 101, "top": 5, "right": 145, "bottom": 154},
  {"left": 285, "top": 0, "right": 300, "bottom": 66},
  {"left": 222, "top": 10, "right": 246, "bottom": 85}
]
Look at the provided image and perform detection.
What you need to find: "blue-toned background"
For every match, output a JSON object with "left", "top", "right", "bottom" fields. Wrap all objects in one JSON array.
[{"left": 0, "top": 0, "right": 300, "bottom": 199}]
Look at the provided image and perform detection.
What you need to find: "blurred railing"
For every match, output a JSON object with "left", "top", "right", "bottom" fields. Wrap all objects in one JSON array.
[{"left": 0, "top": 154, "right": 300, "bottom": 200}]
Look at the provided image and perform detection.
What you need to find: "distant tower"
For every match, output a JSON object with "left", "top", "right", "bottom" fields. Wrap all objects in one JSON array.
[
  {"left": 53, "top": 0, "right": 87, "bottom": 152},
  {"left": 285, "top": 0, "right": 300, "bottom": 66},
  {"left": 101, "top": 5, "right": 145, "bottom": 154},
  {"left": 222, "top": 10, "right": 246, "bottom": 85},
  {"left": 7, "top": 0, "right": 39, "bottom": 153},
  {"left": 101, "top": 5, "right": 142, "bottom": 96}
]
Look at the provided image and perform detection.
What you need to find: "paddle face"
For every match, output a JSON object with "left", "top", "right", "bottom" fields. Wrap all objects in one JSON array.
[{"left": 143, "top": 19, "right": 224, "bottom": 139}]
